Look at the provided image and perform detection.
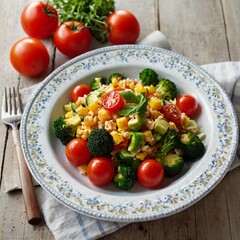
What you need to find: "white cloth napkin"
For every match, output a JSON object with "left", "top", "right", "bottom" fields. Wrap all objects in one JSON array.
[{"left": 8, "top": 31, "right": 240, "bottom": 239}]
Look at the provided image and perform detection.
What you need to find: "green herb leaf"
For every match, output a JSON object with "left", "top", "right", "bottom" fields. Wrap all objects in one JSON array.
[
  {"left": 51, "top": 0, "right": 115, "bottom": 43},
  {"left": 118, "top": 92, "right": 147, "bottom": 116},
  {"left": 120, "top": 91, "right": 139, "bottom": 103}
]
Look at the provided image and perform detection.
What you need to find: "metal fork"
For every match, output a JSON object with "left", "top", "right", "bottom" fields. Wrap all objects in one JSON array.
[{"left": 1, "top": 87, "right": 43, "bottom": 225}]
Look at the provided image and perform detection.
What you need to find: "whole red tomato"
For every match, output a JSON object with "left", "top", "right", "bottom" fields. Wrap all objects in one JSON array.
[
  {"left": 54, "top": 21, "right": 92, "bottom": 58},
  {"left": 87, "top": 157, "right": 115, "bottom": 187},
  {"left": 71, "top": 84, "right": 92, "bottom": 102},
  {"left": 10, "top": 37, "right": 50, "bottom": 77},
  {"left": 106, "top": 10, "right": 140, "bottom": 44},
  {"left": 137, "top": 159, "right": 164, "bottom": 189},
  {"left": 176, "top": 94, "right": 199, "bottom": 118},
  {"left": 21, "top": 1, "right": 59, "bottom": 39},
  {"left": 66, "top": 138, "right": 92, "bottom": 167}
]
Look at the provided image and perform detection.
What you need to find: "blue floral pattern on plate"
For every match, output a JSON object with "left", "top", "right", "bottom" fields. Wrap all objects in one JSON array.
[{"left": 20, "top": 45, "right": 239, "bottom": 222}]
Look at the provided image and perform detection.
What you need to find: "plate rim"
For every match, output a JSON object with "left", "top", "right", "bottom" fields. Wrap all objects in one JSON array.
[{"left": 20, "top": 44, "right": 239, "bottom": 222}]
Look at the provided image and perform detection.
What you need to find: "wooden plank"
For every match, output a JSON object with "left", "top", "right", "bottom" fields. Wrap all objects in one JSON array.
[
  {"left": 159, "top": 0, "right": 229, "bottom": 64},
  {"left": 225, "top": 168, "right": 240, "bottom": 239},
  {"left": 222, "top": 0, "right": 240, "bottom": 60},
  {"left": 0, "top": 188, "right": 53, "bottom": 239},
  {"left": 194, "top": 177, "right": 232, "bottom": 240}
]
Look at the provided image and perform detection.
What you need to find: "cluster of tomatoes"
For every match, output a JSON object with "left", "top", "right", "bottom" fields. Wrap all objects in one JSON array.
[{"left": 10, "top": 1, "right": 140, "bottom": 78}]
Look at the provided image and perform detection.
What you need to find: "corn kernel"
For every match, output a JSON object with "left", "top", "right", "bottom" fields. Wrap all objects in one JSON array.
[
  {"left": 98, "top": 108, "right": 112, "bottom": 122},
  {"left": 134, "top": 83, "right": 146, "bottom": 94},
  {"left": 116, "top": 117, "right": 129, "bottom": 130},
  {"left": 148, "top": 97, "right": 163, "bottom": 110}
]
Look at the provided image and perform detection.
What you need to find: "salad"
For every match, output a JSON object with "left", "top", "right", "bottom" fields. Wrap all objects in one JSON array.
[{"left": 53, "top": 68, "right": 205, "bottom": 190}]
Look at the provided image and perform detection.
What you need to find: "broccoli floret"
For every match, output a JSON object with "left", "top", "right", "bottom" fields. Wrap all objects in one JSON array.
[
  {"left": 158, "top": 153, "right": 184, "bottom": 177},
  {"left": 156, "top": 79, "right": 177, "bottom": 100},
  {"left": 108, "top": 73, "right": 125, "bottom": 84},
  {"left": 53, "top": 116, "right": 79, "bottom": 145},
  {"left": 139, "top": 68, "right": 159, "bottom": 86},
  {"left": 181, "top": 132, "right": 205, "bottom": 160},
  {"left": 91, "top": 76, "right": 107, "bottom": 90},
  {"left": 159, "top": 129, "right": 181, "bottom": 156},
  {"left": 113, "top": 158, "right": 140, "bottom": 190},
  {"left": 118, "top": 147, "right": 134, "bottom": 164},
  {"left": 87, "top": 129, "right": 114, "bottom": 156}
]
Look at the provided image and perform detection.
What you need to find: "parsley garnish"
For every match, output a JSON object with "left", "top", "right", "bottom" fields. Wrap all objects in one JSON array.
[{"left": 51, "top": 0, "right": 115, "bottom": 43}]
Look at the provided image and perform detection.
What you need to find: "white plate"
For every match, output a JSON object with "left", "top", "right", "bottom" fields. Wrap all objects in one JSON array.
[{"left": 20, "top": 45, "right": 239, "bottom": 222}]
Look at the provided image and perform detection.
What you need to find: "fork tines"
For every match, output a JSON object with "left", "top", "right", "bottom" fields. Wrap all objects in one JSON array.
[{"left": 3, "top": 87, "right": 23, "bottom": 115}]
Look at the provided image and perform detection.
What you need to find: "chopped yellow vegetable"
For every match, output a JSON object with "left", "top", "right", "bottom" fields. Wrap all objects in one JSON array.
[
  {"left": 116, "top": 117, "right": 129, "bottom": 130},
  {"left": 136, "top": 152, "right": 148, "bottom": 161},
  {"left": 110, "top": 131, "right": 124, "bottom": 145},
  {"left": 84, "top": 116, "right": 97, "bottom": 127},
  {"left": 65, "top": 111, "right": 74, "bottom": 119},
  {"left": 88, "top": 102, "right": 100, "bottom": 115},
  {"left": 77, "top": 106, "right": 89, "bottom": 116},
  {"left": 134, "top": 83, "right": 146, "bottom": 94},
  {"left": 98, "top": 108, "right": 112, "bottom": 122},
  {"left": 143, "top": 130, "right": 155, "bottom": 144},
  {"left": 148, "top": 97, "right": 163, "bottom": 110},
  {"left": 146, "top": 85, "right": 156, "bottom": 94},
  {"left": 111, "top": 78, "right": 119, "bottom": 87}
]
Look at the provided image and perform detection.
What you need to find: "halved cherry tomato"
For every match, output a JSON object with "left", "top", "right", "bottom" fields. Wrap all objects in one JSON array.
[
  {"left": 137, "top": 159, "right": 164, "bottom": 189},
  {"left": 176, "top": 94, "right": 199, "bottom": 118},
  {"left": 66, "top": 138, "right": 91, "bottom": 166},
  {"left": 106, "top": 10, "right": 140, "bottom": 44},
  {"left": 102, "top": 91, "right": 124, "bottom": 112},
  {"left": 71, "top": 84, "right": 91, "bottom": 102},
  {"left": 21, "top": 1, "right": 59, "bottom": 39},
  {"left": 87, "top": 157, "right": 115, "bottom": 186},
  {"left": 162, "top": 103, "right": 182, "bottom": 125}
]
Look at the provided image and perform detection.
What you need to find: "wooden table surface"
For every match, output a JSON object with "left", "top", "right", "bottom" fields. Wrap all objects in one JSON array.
[{"left": 0, "top": 0, "right": 240, "bottom": 239}]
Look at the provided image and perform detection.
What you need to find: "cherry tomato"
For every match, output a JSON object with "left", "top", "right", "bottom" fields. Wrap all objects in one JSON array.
[
  {"left": 137, "top": 159, "right": 164, "bottom": 189},
  {"left": 162, "top": 103, "right": 182, "bottom": 125},
  {"left": 10, "top": 37, "right": 50, "bottom": 77},
  {"left": 102, "top": 91, "right": 124, "bottom": 112},
  {"left": 21, "top": 1, "right": 58, "bottom": 39},
  {"left": 87, "top": 157, "right": 115, "bottom": 186},
  {"left": 71, "top": 84, "right": 91, "bottom": 102},
  {"left": 176, "top": 94, "right": 199, "bottom": 118},
  {"left": 106, "top": 10, "right": 140, "bottom": 44},
  {"left": 66, "top": 138, "right": 92, "bottom": 167},
  {"left": 54, "top": 21, "right": 92, "bottom": 58}
]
